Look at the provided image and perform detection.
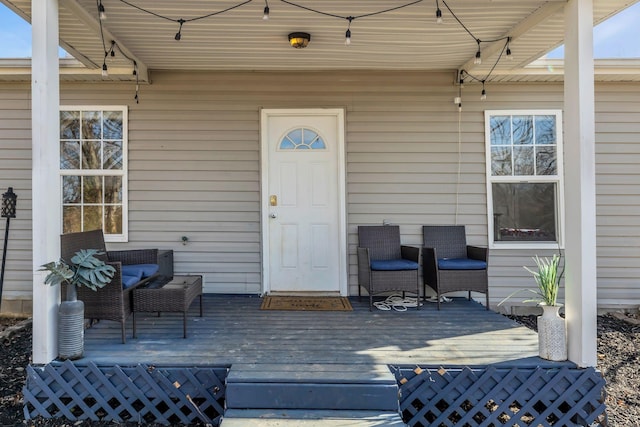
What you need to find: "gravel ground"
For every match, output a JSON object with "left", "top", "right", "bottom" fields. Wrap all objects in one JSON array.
[{"left": 1, "top": 313, "right": 639, "bottom": 426}]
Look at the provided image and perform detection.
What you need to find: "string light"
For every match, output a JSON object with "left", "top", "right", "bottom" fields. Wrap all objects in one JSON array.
[
  {"left": 97, "top": 4, "right": 141, "bottom": 100},
  {"left": 439, "top": 0, "right": 514, "bottom": 95},
  {"left": 345, "top": 17, "right": 353, "bottom": 45},
  {"left": 474, "top": 40, "right": 481, "bottom": 65},
  {"left": 98, "top": 0, "right": 106, "bottom": 20},
  {"left": 280, "top": 0, "right": 422, "bottom": 45},
  {"left": 133, "top": 60, "right": 139, "bottom": 103},
  {"left": 116, "top": 0, "right": 252, "bottom": 42},
  {"left": 459, "top": 38, "right": 510, "bottom": 101},
  {"left": 94, "top": 0, "right": 515, "bottom": 103},
  {"left": 175, "top": 19, "right": 185, "bottom": 40}
]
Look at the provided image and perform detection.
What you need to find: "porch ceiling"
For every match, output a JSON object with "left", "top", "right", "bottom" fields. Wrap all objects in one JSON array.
[{"left": 2, "top": 0, "right": 639, "bottom": 82}]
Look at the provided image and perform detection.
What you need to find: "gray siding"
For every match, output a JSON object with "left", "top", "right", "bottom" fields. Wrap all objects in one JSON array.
[
  {"left": 0, "top": 71, "right": 639, "bottom": 313},
  {"left": 594, "top": 84, "right": 640, "bottom": 308},
  {"left": 0, "top": 82, "right": 32, "bottom": 314}
]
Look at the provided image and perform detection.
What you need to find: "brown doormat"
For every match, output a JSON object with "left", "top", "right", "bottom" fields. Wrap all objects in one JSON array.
[{"left": 260, "top": 296, "right": 353, "bottom": 311}]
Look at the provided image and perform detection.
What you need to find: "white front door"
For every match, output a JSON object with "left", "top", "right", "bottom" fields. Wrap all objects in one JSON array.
[{"left": 261, "top": 109, "right": 347, "bottom": 295}]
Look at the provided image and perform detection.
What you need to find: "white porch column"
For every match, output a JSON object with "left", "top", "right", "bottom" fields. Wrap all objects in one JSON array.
[
  {"left": 563, "top": 0, "right": 597, "bottom": 367},
  {"left": 31, "top": 0, "right": 61, "bottom": 364}
]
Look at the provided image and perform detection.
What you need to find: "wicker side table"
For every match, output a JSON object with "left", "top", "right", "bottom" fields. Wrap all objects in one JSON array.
[{"left": 132, "top": 275, "right": 203, "bottom": 338}]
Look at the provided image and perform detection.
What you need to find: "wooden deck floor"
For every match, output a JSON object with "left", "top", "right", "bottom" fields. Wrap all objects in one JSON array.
[{"left": 78, "top": 294, "right": 559, "bottom": 369}]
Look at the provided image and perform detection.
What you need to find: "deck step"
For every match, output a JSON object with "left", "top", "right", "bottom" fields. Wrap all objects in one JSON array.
[
  {"left": 220, "top": 409, "right": 405, "bottom": 426},
  {"left": 225, "top": 363, "right": 399, "bottom": 411}
]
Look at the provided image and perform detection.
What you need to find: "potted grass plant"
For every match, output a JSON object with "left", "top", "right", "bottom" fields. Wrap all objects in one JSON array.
[
  {"left": 500, "top": 253, "right": 567, "bottom": 361},
  {"left": 40, "top": 249, "right": 115, "bottom": 360}
]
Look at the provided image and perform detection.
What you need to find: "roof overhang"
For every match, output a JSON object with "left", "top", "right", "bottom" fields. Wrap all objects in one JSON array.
[{"left": 1, "top": 0, "right": 639, "bottom": 82}]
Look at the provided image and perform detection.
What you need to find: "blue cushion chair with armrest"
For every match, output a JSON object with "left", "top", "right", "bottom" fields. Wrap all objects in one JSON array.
[
  {"left": 422, "top": 225, "right": 489, "bottom": 310},
  {"left": 357, "top": 225, "right": 421, "bottom": 311}
]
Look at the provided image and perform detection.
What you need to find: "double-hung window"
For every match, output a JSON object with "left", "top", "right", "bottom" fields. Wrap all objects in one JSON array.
[
  {"left": 60, "top": 106, "right": 128, "bottom": 242},
  {"left": 485, "top": 110, "right": 564, "bottom": 249}
]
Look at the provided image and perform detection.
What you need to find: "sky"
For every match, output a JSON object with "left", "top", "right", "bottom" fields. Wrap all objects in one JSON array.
[{"left": 0, "top": 1, "right": 639, "bottom": 59}]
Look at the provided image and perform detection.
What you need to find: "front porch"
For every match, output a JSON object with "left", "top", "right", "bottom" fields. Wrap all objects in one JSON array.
[
  {"left": 23, "top": 295, "right": 606, "bottom": 426},
  {"left": 81, "top": 294, "right": 540, "bottom": 367}
]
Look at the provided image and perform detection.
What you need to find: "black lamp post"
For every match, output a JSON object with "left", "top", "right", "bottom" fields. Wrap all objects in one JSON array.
[{"left": 0, "top": 187, "right": 17, "bottom": 300}]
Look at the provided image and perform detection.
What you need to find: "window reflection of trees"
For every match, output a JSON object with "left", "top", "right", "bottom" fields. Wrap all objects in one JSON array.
[
  {"left": 490, "top": 116, "right": 511, "bottom": 145},
  {"left": 60, "top": 111, "right": 80, "bottom": 139},
  {"left": 60, "top": 109, "right": 124, "bottom": 235},
  {"left": 513, "top": 146, "right": 534, "bottom": 175},
  {"left": 535, "top": 116, "right": 556, "bottom": 144},
  {"left": 489, "top": 113, "right": 559, "bottom": 243},
  {"left": 491, "top": 147, "right": 512, "bottom": 175},
  {"left": 536, "top": 147, "right": 557, "bottom": 175},
  {"left": 512, "top": 116, "right": 533, "bottom": 145},
  {"left": 490, "top": 115, "right": 557, "bottom": 178}
]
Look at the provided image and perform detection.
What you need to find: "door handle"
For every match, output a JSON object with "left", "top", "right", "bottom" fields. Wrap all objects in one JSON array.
[{"left": 270, "top": 213, "right": 277, "bottom": 219}]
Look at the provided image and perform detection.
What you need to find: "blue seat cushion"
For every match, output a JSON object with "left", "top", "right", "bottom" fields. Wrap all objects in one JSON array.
[
  {"left": 438, "top": 258, "right": 487, "bottom": 270},
  {"left": 122, "top": 273, "right": 142, "bottom": 289},
  {"left": 122, "top": 263, "right": 159, "bottom": 279},
  {"left": 370, "top": 259, "right": 419, "bottom": 271}
]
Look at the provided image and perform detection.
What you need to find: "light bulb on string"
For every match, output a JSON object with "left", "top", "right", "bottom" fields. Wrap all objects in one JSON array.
[
  {"left": 263, "top": 1, "right": 270, "bottom": 20},
  {"left": 98, "top": 1, "right": 106, "bottom": 20},
  {"left": 175, "top": 19, "right": 185, "bottom": 41},
  {"left": 480, "top": 81, "right": 487, "bottom": 100},
  {"left": 435, "top": 0, "right": 443, "bottom": 24},
  {"left": 474, "top": 41, "right": 482, "bottom": 65},
  {"left": 506, "top": 38, "right": 512, "bottom": 60},
  {"left": 345, "top": 17, "right": 353, "bottom": 46},
  {"left": 102, "top": 62, "right": 108, "bottom": 77}
]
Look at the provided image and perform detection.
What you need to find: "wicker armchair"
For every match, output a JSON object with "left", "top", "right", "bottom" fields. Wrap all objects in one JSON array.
[
  {"left": 60, "top": 229, "right": 160, "bottom": 343},
  {"left": 357, "top": 225, "right": 421, "bottom": 311},
  {"left": 422, "top": 225, "right": 489, "bottom": 310}
]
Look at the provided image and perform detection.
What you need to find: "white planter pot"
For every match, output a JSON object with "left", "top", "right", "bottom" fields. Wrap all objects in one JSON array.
[
  {"left": 58, "top": 285, "right": 84, "bottom": 360},
  {"left": 537, "top": 304, "right": 567, "bottom": 361}
]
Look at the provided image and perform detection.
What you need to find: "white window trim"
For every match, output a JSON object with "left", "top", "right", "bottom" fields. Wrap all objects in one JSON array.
[
  {"left": 60, "top": 105, "right": 128, "bottom": 243},
  {"left": 484, "top": 109, "right": 565, "bottom": 250}
]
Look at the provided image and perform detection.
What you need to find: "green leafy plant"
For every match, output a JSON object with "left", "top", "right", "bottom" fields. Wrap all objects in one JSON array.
[
  {"left": 39, "top": 249, "right": 116, "bottom": 292},
  {"left": 499, "top": 253, "right": 563, "bottom": 307}
]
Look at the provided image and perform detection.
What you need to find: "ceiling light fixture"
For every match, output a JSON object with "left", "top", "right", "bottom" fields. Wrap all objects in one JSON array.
[{"left": 288, "top": 32, "right": 311, "bottom": 48}]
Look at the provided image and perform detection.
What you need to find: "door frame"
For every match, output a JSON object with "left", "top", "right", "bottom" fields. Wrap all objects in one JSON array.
[{"left": 260, "top": 108, "right": 348, "bottom": 296}]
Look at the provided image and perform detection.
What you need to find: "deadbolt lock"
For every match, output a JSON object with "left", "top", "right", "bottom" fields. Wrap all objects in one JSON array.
[{"left": 270, "top": 195, "right": 278, "bottom": 206}]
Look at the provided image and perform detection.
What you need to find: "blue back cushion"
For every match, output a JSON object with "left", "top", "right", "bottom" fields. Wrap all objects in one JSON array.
[
  {"left": 438, "top": 258, "right": 487, "bottom": 270},
  {"left": 371, "top": 259, "right": 419, "bottom": 271},
  {"left": 122, "top": 270, "right": 143, "bottom": 289},
  {"left": 122, "top": 263, "right": 159, "bottom": 279}
]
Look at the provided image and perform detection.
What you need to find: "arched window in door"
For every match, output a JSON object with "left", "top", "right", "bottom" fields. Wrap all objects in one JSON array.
[{"left": 279, "top": 127, "right": 326, "bottom": 150}]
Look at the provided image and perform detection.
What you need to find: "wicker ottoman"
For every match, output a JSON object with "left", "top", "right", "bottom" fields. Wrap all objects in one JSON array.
[{"left": 132, "top": 275, "right": 203, "bottom": 338}]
